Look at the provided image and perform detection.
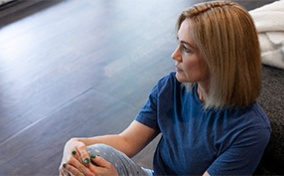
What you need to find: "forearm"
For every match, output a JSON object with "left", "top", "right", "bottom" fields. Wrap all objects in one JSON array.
[
  {"left": 69, "top": 121, "right": 158, "bottom": 158},
  {"left": 75, "top": 134, "right": 121, "bottom": 146}
]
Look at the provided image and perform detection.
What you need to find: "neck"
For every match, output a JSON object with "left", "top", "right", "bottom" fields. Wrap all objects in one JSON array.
[{"left": 197, "top": 84, "right": 209, "bottom": 103}]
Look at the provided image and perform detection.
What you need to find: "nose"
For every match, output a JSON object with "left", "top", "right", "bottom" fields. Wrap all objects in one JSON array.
[{"left": 171, "top": 45, "right": 182, "bottom": 62}]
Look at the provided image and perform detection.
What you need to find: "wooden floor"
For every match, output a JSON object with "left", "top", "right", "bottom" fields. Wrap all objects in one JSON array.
[{"left": 0, "top": 0, "right": 277, "bottom": 175}]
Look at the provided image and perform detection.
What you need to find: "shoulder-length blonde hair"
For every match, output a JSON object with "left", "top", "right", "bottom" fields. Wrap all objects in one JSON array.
[{"left": 177, "top": 1, "right": 261, "bottom": 109}]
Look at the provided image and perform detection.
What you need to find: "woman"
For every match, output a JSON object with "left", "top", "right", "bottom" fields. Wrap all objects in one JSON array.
[{"left": 59, "top": 1, "right": 271, "bottom": 175}]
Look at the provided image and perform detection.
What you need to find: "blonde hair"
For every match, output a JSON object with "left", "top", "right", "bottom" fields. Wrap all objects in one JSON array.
[{"left": 177, "top": 1, "right": 261, "bottom": 109}]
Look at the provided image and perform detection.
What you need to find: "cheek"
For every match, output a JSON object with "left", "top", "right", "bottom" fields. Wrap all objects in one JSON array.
[
  {"left": 183, "top": 59, "right": 198, "bottom": 72},
  {"left": 183, "top": 57, "right": 209, "bottom": 79},
  {"left": 198, "top": 60, "right": 210, "bottom": 79}
]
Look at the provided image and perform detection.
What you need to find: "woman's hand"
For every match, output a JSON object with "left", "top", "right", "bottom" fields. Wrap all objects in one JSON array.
[
  {"left": 59, "top": 138, "right": 91, "bottom": 175},
  {"left": 90, "top": 155, "right": 119, "bottom": 175},
  {"left": 59, "top": 138, "right": 118, "bottom": 176},
  {"left": 61, "top": 155, "right": 118, "bottom": 176},
  {"left": 70, "top": 155, "right": 119, "bottom": 176}
]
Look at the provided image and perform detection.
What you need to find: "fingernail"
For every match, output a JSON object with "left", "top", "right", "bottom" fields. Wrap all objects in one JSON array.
[
  {"left": 63, "top": 163, "right": 67, "bottom": 168},
  {"left": 90, "top": 155, "right": 96, "bottom": 159},
  {"left": 83, "top": 158, "right": 90, "bottom": 164},
  {"left": 72, "top": 150, "right": 76, "bottom": 155}
]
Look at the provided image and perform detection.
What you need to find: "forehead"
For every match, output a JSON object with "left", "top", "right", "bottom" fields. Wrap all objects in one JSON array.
[
  {"left": 177, "top": 18, "right": 196, "bottom": 47},
  {"left": 178, "top": 19, "right": 194, "bottom": 41}
]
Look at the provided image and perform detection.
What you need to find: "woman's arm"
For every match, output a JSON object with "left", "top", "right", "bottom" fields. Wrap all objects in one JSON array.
[
  {"left": 59, "top": 121, "right": 158, "bottom": 176},
  {"left": 76, "top": 120, "right": 158, "bottom": 157}
]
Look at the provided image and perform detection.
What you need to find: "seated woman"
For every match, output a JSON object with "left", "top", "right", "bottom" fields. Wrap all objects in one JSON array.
[{"left": 59, "top": 1, "right": 271, "bottom": 175}]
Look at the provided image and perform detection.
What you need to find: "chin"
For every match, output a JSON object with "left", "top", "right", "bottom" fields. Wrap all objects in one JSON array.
[
  {"left": 175, "top": 73, "right": 187, "bottom": 83},
  {"left": 175, "top": 72, "right": 194, "bottom": 84}
]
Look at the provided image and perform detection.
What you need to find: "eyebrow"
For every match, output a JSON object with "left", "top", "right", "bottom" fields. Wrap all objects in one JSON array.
[
  {"left": 177, "top": 36, "right": 196, "bottom": 49},
  {"left": 181, "top": 41, "right": 193, "bottom": 48}
]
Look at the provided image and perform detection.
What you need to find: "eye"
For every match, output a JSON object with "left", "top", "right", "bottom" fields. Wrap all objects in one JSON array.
[{"left": 182, "top": 45, "right": 192, "bottom": 53}]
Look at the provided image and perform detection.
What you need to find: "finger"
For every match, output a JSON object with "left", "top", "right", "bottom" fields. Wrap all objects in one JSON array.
[
  {"left": 60, "top": 154, "right": 83, "bottom": 176},
  {"left": 89, "top": 156, "right": 119, "bottom": 176},
  {"left": 67, "top": 162, "right": 95, "bottom": 176},
  {"left": 67, "top": 155, "right": 95, "bottom": 176},
  {"left": 71, "top": 148, "right": 77, "bottom": 156},
  {"left": 70, "top": 148, "right": 83, "bottom": 164},
  {"left": 76, "top": 142, "right": 91, "bottom": 165},
  {"left": 59, "top": 163, "right": 69, "bottom": 176},
  {"left": 90, "top": 155, "right": 113, "bottom": 168},
  {"left": 64, "top": 163, "right": 84, "bottom": 176}
]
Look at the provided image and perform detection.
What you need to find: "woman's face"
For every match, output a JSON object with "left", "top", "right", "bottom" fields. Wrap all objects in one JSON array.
[{"left": 172, "top": 18, "right": 210, "bottom": 85}]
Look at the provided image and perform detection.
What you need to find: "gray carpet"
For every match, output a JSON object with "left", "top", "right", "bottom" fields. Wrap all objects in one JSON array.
[{"left": 255, "top": 65, "right": 284, "bottom": 174}]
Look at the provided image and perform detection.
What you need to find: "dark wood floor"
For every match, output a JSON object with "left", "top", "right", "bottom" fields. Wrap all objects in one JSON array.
[{"left": 0, "top": 0, "right": 277, "bottom": 175}]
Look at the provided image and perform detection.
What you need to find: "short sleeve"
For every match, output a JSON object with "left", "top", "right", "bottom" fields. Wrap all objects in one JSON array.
[
  {"left": 207, "top": 127, "right": 271, "bottom": 175},
  {"left": 135, "top": 72, "right": 176, "bottom": 132},
  {"left": 135, "top": 83, "right": 159, "bottom": 130}
]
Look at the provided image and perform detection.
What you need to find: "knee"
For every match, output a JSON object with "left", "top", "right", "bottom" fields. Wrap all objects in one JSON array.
[{"left": 86, "top": 143, "right": 117, "bottom": 157}]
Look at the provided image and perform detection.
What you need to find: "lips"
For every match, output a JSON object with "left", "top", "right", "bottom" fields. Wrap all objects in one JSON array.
[{"left": 176, "top": 66, "right": 182, "bottom": 72}]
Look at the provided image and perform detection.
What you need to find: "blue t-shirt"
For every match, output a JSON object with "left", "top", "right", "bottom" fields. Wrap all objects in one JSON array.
[{"left": 135, "top": 72, "right": 271, "bottom": 175}]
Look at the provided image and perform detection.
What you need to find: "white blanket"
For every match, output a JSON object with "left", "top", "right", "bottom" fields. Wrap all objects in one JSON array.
[{"left": 249, "top": 0, "right": 284, "bottom": 70}]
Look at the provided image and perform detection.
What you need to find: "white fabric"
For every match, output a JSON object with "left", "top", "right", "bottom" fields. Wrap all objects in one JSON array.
[{"left": 250, "top": 0, "right": 284, "bottom": 70}]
